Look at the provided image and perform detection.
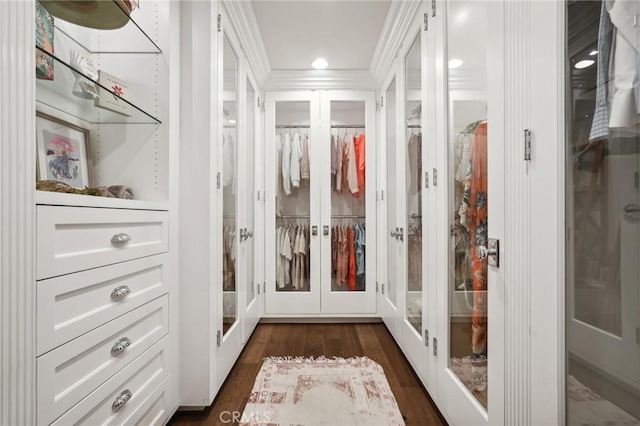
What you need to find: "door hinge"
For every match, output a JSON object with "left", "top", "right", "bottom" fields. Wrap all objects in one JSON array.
[
  {"left": 217, "top": 172, "right": 221, "bottom": 189},
  {"left": 432, "top": 168, "right": 438, "bottom": 187},
  {"left": 424, "top": 330, "right": 429, "bottom": 346},
  {"left": 263, "top": 282, "right": 266, "bottom": 294},
  {"left": 257, "top": 97, "right": 261, "bottom": 108},
  {"left": 524, "top": 129, "right": 532, "bottom": 161},
  {"left": 376, "top": 281, "right": 379, "bottom": 292},
  {"left": 423, "top": 13, "right": 428, "bottom": 31},
  {"left": 380, "top": 97, "right": 384, "bottom": 108},
  {"left": 382, "top": 283, "right": 385, "bottom": 294},
  {"left": 216, "top": 330, "right": 221, "bottom": 347},
  {"left": 217, "top": 14, "right": 221, "bottom": 32},
  {"left": 381, "top": 190, "right": 385, "bottom": 201},
  {"left": 257, "top": 190, "right": 261, "bottom": 201},
  {"left": 433, "top": 337, "right": 438, "bottom": 356},
  {"left": 376, "top": 100, "right": 380, "bottom": 112},
  {"left": 425, "top": 171, "right": 429, "bottom": 189},
  {"left": 432, "top": 0, "right": 436, "bottom": 17},
  {"left": 257, "top": 282, "right": 261, "bottom": 295}
]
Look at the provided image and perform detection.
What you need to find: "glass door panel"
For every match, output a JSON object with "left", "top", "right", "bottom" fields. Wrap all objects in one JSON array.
[
  {"left": 406, "top": 34, "right": 423, "bottom": 334},
  {"left": 246, "top": 78, "right": 256, "bottom": 306},
  {"left": 222, "top": 34, "right": 237, "bottom": 336},
  {"left": 566, "top": 1, "right": 640, "bottom": 422},
  {"left": 386, "top": 79, "right": 398, "bottom": 308},
  {"left": 275, "top": 101, "right": 312, "bottom": 293},
  {"left": 330, "top": 101, "right": 367, "bottom": 292},
  {"left": 447, "top": 0, "right": 489, "bottom": 409}
]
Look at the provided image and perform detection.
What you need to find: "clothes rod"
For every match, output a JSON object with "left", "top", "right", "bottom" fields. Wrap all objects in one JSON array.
[
  {"left": 276, "top": 215, "right": 366, "bottom": 219},
  {"left": 407, "top": 125, "right": 421, "bottom": 128},
  {"left": 276, "top": 125, "right": 311, "bottom": 129},
  {"left": 275, "top": 125, "right": 365, "bottom": 129}
]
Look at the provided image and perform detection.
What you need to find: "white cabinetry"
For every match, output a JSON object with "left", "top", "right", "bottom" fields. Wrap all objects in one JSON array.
[
  {"left": 33, "top": 0, "right": 178, "bottom": 423},
  {"left": 264, "top": 90, "right": 377, "bottom": 316}
]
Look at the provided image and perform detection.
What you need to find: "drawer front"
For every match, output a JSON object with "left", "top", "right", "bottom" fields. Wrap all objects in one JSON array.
[
  {"left": 37, "top": 296, "right": 168, "bottom": 425},
  {"left": 37, "top": 255, "right": 169, "bottom": 356},
  {"left": 50, "top": 337, "right": 169, "bottom": 426},
  {"left": 129, "top": 378, "right": 170, "bottom": 426},
  {"left": 37, "top": 206, "right": 168, "bottom": 280}
]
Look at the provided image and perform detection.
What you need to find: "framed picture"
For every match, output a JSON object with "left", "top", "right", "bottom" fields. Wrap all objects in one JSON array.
[{"left": 36, "top": 111, "right": 91, "bottom": 189}]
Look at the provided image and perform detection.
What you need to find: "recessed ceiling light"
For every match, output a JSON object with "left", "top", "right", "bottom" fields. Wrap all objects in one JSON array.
[
  {"left": 229, "top": 119, "right": 236, "bottom": 124},
  {"left": 589, "top": 50, "right": 598, "bottom": 56},
  {"left": 575, "top": 60, "right": 595, "bottom": 69},
  {"left": 312, "top": 58, "right": 328, "bottom": 70},
  {"left": 448, "top": 59, "right": 463, "bottom": 69},
  {"left": 455, "top": 9, "right": 469, "bottom": 25}
]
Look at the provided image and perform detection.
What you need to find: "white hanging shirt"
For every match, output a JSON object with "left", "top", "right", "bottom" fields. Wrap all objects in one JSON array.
[
  {"left": 290, "top": 134, "right": 302, "bottom": 188},
  {"left": 222, "top": 134, "right": 234, "bottom": 188},
  {"left": 282, "top": 134, "right": 292, "bottom": 195}
]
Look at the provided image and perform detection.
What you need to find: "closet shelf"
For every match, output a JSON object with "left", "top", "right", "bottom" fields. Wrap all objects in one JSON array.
[
  {"left": 42, "top": 1, "right": 162, "bottom": 54},
  {"left": 36, "top": 46, "right": 161, "bottom": 124},
  {"left": 35, "top": 190, "right": 169, "bottom": 211}
]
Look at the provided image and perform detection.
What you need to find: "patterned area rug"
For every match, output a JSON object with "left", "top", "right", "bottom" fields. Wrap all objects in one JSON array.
[
  {"left": 241, "top": 356, "right": 405, "bottom": 426},
  {"left": 567, "top": 375, "right": 640, "bottom": 426}
]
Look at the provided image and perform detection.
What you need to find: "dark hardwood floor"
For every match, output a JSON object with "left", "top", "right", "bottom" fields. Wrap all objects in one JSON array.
[{"left": 168, "top": 323, "right": 447, "bottom": 426}]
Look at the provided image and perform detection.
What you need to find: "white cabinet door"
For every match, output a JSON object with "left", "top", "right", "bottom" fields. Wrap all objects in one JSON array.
[
  {"left": 265, "top": 90, "right": 321, "bottom": 314},
  {"left": 380, "top": 73, "right": 401, "bottom": 337},
  {"left": 434, "top": 0, "right": 505, "bottom": 424},
  {"left": 319, "top": 90, "right": 377, "bottom": 314}
]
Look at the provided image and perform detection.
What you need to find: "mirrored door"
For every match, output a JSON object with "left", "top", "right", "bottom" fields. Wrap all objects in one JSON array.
[{"left": 566, "top": 1, "right": 640, "bottom": 423}]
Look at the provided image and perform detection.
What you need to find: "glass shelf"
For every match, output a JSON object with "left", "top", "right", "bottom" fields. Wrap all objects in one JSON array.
[
  {"left": 36, "top": 45, "right": 161, "bottom": 124},
  {"left": 39, "top": 0, "right": 161, "bottom": 54}
]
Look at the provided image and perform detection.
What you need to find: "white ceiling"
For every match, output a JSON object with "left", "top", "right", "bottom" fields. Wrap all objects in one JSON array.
[{"left": 251, "top": 0, "right": 391, "bottom": 71}]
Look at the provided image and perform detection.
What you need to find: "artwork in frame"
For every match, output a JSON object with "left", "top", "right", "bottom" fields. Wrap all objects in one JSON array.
[
  {"left": 36, "top": 1, "right": 55, "bottom": 80},
  {"left": 36, "top": 112, "right": 91, "bottom": 189}
]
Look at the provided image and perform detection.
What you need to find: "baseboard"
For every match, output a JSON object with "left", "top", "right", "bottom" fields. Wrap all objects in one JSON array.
[{"left": 259, "top": 317, "right": 383, "bottom": 324}]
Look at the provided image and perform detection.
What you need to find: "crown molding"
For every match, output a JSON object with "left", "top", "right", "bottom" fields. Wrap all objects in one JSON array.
[
  {"left": 263, "top": 70, "right": 378, "bottom": 91},
  {"left": 369, "top": 0, "right": 422, "bottom": 87},
  {"left": 222, "top": 0, "right": 271, "bottom": 87}
]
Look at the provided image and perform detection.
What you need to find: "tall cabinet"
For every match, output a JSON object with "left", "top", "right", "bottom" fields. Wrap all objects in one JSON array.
[
  {"left": 33, "top": 0, "right": 179, "bottom": 424},
  {"left": 264, "top": 91, "right": 377, "bottom": 316}
]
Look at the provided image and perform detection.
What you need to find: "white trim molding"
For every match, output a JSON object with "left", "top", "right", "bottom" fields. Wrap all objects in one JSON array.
[
  {"left": 369, "top": 0, "right": 422, "bottom": 86},
  {"left": 1, "top": 1, "right": 36, "bottom": 424},
  {"left": 222, "top": 0, "right": 271, "bottom": 87},
  {"left": 264, "top": 70, "right": 377, "bottom": 91}
]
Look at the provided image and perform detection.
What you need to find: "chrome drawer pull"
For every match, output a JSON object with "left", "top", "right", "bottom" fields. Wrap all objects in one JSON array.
[
  {"left": 112, "top": 389, "right": 132, "bottom": 412},
  {"left": 111, "top": 233, "right": 131, "bottom": 246},
  {"left": 110, "top": 286, "right": 131, "bottom": 301},
  {"left": 110, "top": 337, "right": 131, "bottom": 356}
]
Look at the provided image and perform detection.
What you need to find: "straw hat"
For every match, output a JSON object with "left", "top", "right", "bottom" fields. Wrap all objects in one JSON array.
[{"left": 39, "top": 0, "right": 132, "bottom": 30}]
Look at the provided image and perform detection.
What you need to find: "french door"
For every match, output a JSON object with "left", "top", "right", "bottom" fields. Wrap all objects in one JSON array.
[{"left": 434, "top": 0, "right": 505, "bottom": 424}]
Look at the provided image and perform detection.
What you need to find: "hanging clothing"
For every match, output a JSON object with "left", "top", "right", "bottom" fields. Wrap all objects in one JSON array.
[
  {"left": 347, "top": 136, "right": 359, "bottom": 196},
  {"left": 335, "top": 136, "right": 344, "bottom": 193},
  {"left": 469, "top": 122, "right": 488, "bottom": 356},
  {"left": 354, "top": 134, "right": 366, "bottom": 196},
  {"left": 290, "top": 134, "right": 302, "bottom": 188},
  {"left": 336, "top": 226, "right": 349, "bottom": 286},
  {"left": 282, "top": 134, "right": 292, "bottom": 195},
  {"left": 300, "top": 135, "right": 310, "bottom": 181},
  {"left": 347, "top": 226, "right": 356, "bottom": 291},
  {"left": 222, "top": 134, "right": 234, "bottom": 190},
  {"left": 589, "top": 1, "right": 614, "bottom": 141},
  {"left": 331, "top": 134, "right": 338, "bottom": 175},
  {"left": 276, "top": 134, "right": 284, "bottom": 216},
  {"left": 408, "top": 133, "right": 421, "bottom": 195},
  {"left": 354, "top": 224, "right": 366, "bottom": 290}
]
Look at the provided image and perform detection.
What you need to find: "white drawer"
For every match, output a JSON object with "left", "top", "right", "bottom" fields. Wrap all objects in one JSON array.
[
  {"left": 129, "top": 378, "right": 170, "bottom": 426},
  {"left": 37, "top": 206, "right": 168, "bottom": 280},
  {"left": 37, "top": 296, "right": 169, "bottom": 425},
  {"left": 50, "top": 337, "right": 169, "bottom": 426},
  {"left": 37, "top": 255, "right": 169, "bottom": 356}
]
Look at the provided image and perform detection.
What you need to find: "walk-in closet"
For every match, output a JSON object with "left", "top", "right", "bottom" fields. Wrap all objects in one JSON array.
[{"left": 2, "top": 0, "right": 638, "bottom": 425}]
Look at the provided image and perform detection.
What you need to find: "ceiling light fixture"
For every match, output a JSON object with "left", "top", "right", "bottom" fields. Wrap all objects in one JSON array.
[
  {"left": 312, "top": 58, "right": 328, "bottom": 70},
  {"left": 455, "top": 9, "right": 469, "bottom": 25},
  {"left": 589, "top": 50, "right": 598, "bottom": 56},
  {"left": 229, "top": 119, "right": 236, "bottom": 124},
  {"left": 575, "top": 59, "right": 595, "bottom": 69},
  {"left": 448, "top": 58, "right": 463, "bottom": 69}
]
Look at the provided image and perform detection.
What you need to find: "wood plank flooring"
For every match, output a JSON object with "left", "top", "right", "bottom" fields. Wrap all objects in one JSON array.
[{"left": 168, "top": 323, "right": 446, "bottom": 426}]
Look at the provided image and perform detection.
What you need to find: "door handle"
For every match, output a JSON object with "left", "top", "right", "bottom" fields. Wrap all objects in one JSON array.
[
  {"left": 323, "top": 225, "right": 329, "bottom": 236},
  {"left": 312, "top": 226, "right": 318, "bottom": 236}
]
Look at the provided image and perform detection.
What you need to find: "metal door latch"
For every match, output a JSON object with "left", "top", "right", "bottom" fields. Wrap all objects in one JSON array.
[{"left": 487, "top": 238, "right": 499, "bottom": 267}]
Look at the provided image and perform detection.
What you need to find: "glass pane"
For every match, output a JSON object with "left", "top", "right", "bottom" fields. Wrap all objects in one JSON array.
[
  {"left": 386, "top": 79, "right": 398, "bottom": 307},
  {"left": 447, "top": 0, "right": 489, "bottom": 409},
  {"left": 247, "top": 79, "right": 256, "bottom": 305},
  {"left": 222, "top": 35, "right": 238, "bottom": 336},
  {"left": 330, "top": 101, "right": 367, "bottom": 292},
  {"left": 405, "top": 34, "right": 423, "bottom": 334},
  {"left": 275, "top": 101, "right": 311, "bottom": 292},
  {"left": 566, "top": 1, "right": 640, "bottom": 423}
]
